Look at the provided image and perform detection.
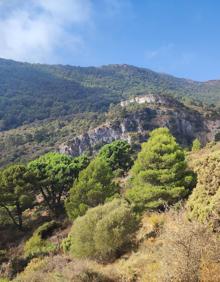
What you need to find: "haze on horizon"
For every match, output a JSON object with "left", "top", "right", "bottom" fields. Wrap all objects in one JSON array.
[{"left": 0, "top": 0, "right": 220, "bottom": 81}]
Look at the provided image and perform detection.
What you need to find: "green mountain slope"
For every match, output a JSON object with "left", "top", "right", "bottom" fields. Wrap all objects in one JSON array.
[{"left": 0, "top": 58, "right": 220, "bottom": 131}]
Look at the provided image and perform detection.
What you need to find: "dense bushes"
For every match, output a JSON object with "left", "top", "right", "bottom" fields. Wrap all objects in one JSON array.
[
  {"left": 192, "top": 138, "right": 201, "bottom": 151},
  {"left": 187, "top": 154, "right": 220, "bottom": 230},
  {"left": 65, "top": 157, "right": 119, "bottom": 220},
  {"left": 0, "top": 153, "right": 90, "bottom": 228},
  {"left": 24, "top": 221, "right": 58, "bottom": 258},
  {"left": 63, "top": 199, "right": 138, "bottom": 261},
  {"left": 158, "top": 212, "right": 220, "bottom": 282},
  {"left": 13, "top": 256, "right": 117, "bottom": 282}
]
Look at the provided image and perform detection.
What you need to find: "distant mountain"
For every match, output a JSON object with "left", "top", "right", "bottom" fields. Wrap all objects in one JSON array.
[{"left": 0, "top": 58, "right": 220, "bottom": 131}]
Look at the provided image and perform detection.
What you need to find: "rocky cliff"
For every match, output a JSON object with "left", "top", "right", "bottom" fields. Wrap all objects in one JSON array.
[{"left": 59, "top": 95, "right": 219, "bottom": 157}]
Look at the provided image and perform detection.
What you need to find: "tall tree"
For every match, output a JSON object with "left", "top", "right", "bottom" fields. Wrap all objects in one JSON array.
[
  {"left": 98, "top": 140, "right": 134, "bottom": 173},
  {"left": 0, "top": 164, "right": 34, "bottom": 230},
  {"left": 28, "top": 153, "right": 89, "bottom": 216},
  {"left": 126, "top": 128, "right": 196, "bottom": 212},
  {"left": 65, "top": 157, "right": 119, "bottom": 220}
]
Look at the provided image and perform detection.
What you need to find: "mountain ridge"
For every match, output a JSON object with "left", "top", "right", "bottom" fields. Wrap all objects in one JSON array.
[
  {"left": 1, "top": 58, "right": 220, "bottom": 131},
  {"left": 59, "top": 94, "right": 219, "bottom": 157},
  {"left": 0, "top": 58, "right": 216, "bottom": 82}
]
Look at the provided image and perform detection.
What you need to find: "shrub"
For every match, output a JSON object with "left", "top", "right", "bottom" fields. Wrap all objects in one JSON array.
[
  {"left": 192, "top": 138, "right": 201, "bottom": 151},
  {"left": 24, "top": 235, "right": 56, "bottom": 258},
  {"left": 158, "top": 211, "right": 220, "bottom": 282},
  {"left": 187, "top": 154, "right": 220, "bottom": 230},
  {"left": 65, "top": 157, "right": 119, "bottom": 220},
  {"left": 24, "top": 221, "right": 58, "bottom": 258},
  {"left": 64, "top": 199, "right": 138, "bottom": 261},
  {"left": 13, "top": 256, "right": 117, "bottom": 282},
  {"left": 0, "top": 256, "right": 29, "bottom": 280},
  {"left": 74, "top": 270, "right": 114, "bottom": 282},
  {"left": 34, "top": 220, "right": 60, "bottom": 238},
  {"left": 148, "top": 213, "right": 165, "bottom": 233},
  {"left": 126, "top": 128, "right": 196, "bottom": 212}
]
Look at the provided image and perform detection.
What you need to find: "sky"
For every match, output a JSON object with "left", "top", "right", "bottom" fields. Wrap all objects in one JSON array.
[{"left": 0, "top": 0, "right": 220, "bottom": 81}]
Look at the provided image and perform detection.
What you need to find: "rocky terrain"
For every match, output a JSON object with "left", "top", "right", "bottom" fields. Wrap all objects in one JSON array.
[{"left": 59, "top": 95, "right": 219, "bottom": 157}]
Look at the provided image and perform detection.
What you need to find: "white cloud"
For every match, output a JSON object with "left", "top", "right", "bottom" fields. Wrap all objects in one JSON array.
[
  {"left": 0, "top": 0, "right": 92, "bottom": 63},
  {"left": 145, "top": 43, "right": 175, "bottom": 60},
  {"left": 36, "top": 0, "right": 91, "bottom": 24},
  {"left": 103, "top": 0, "right": 132, "bottom": 16},
  {"left": 144, "top": 43, "right": 195, "bottom": 68}
]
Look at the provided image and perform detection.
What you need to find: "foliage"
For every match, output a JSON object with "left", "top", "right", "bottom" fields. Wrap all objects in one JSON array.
[
  {"left": 192, "top": 138, "right": 201, "bottom": 151},
  {"left": 65, "top": 157, "right": 119, "bottom": 220},
  {"left": 64, "top": 199, "right": 138, "bottom": 261},
  {"left": 24, "top": 221, "right": 58, "bottom": 258},
  {"left": 158, "top": 211, "right": 220, "bottom": 282},
  {"left": 28, "top": 153, "right": 89, "bottom": 216},
  {"left": 13, "top": 256, "right": 117, "bottom": 282},
  {"left": 0, "top": 112, "right": 105, "bottom": 168},
  {"left": 0, "top": 59, "right": 219, "bottom": 168},
  {"left": 98, "top": 140, "right": 134, "bottom": 173},
  {"left": 126, "top": 128, "right": 196, "bottom": 212},
  {"left": 0, "top": 164, "right": 34, "bottom": 229},
  {"left": 34, "top": 220, "right": 60, "bottom": 238},
  {"left": 0, "top": 59, "right": 219, "bottom": 132},
  {"left": 187, "top": 154, "right": 220, "bottom": 230},
  {"left": 24, "top": 234, "right": 56, "bottom": 258}
]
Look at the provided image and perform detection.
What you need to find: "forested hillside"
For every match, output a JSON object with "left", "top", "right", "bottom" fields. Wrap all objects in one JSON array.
[
  {"left": 1, "top": 58, "right": 220, "bottom": 131},
  {"left": 1, "top": 94, "right": 219, "bottom": 168},
  {"left": 1, "top": 129, "right": 220, "bottom": 281}
]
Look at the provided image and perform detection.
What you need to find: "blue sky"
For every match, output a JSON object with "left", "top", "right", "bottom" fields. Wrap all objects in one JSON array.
[{"left": 0, "top": 0, "right": 220, "bottom": 81}]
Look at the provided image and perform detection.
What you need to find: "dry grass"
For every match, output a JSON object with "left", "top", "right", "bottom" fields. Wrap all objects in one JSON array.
[
  {"left": 12, "top": 209, "right": 220, "bottom": 282},
  {"left": 157, "top": 211, "right": 220, "bottom": 282},
  {"left": 187, "top": 141, "right": 220, "bottom": 169}
]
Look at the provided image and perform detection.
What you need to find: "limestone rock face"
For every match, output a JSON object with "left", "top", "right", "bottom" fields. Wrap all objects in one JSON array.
[
  {"left": 59, "top": 95, "right": 219, "bottom": 157},
  {"left": 120, "top": 94, "right": 178, "bottom": 107}
]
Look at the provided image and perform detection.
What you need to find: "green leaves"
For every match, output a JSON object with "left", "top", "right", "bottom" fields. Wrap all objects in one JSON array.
[
  {"left": 192, "top": 138, "right": 201, "bottom": 151},
  {"left": 126, "top": 128, "right": 196, "bottom": 211},
  {"left": 98, "top": 140, "right": 134, "bottom": 173},
  {"left": 65, "top": 157, "right": 119, "bottom": 220},
  {"left": 187, "top": 154, "right": 220, "bottom": 229},
  {"left": 0, "top": 164, "right": 34, "bottom": 229},
  {"left": 64, "top": 199, "right": 138, "bottom": 261},
  {"left": 28, "top": 153, "right": 89, "bottom": 216}
]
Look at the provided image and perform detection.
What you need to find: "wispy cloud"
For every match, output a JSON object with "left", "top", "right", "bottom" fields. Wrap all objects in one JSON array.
[
  {"left": 0, "top": 0, "right": 92, "bottom": 63},
  {"left": 144, "top": 43, "right": 195, "bottom": 73},
  {"left": 103, "top": 0, "right": 133, "bottom": 17},
  {"left": 145, "top": 43, "right": 175, "bottom": 60}
]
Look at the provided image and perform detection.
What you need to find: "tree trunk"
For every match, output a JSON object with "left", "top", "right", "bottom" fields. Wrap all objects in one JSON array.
[
  {"left": 16, "top": 201, "right": 23, "bottom": 230},
  {"left": 1, "top": 204, "right": 20, "bottom": 229}
]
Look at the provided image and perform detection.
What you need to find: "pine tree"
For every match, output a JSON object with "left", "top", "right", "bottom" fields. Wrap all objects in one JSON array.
[
  {"left": 98, "top": 140, "right": 133, "bottom": 173},
  {"left": 28, "top": 153, "right": 89, "bottom": 216},
  {"left": 65, "top": 157, "right": 119, "bottom": 220},
  {"left": 0, "top": 164, "right": 34, "bottom": 229},
  {"left": 126, "top": 128, "right": 196, "bottom": 212}
]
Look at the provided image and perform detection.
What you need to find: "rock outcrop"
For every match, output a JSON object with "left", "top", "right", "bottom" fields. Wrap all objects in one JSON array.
[
  {"left": 59, "top": 95, "right": 219, "bottom": 157},
  {"left": 120, "top": 94, "right": 179, "bottom": 107}
]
